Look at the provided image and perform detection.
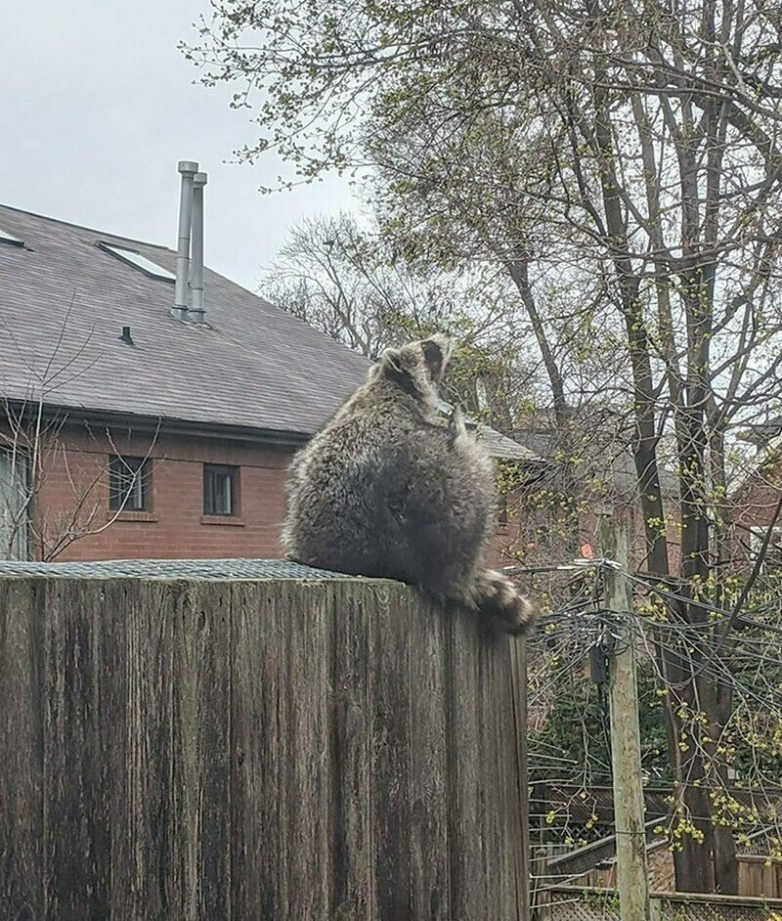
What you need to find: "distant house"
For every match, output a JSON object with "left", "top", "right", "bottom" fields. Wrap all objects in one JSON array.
[
  {"left": 509, "top": 409, "right": 681, "bottom": 570},
  {"left": 731, "top": 421, "right": 782, "bottom": 569},
  {"left": 0, "top": 176, "right": 536, "bottom": 562}
]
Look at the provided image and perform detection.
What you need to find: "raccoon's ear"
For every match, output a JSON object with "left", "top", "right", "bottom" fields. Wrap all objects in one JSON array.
[
  {"left": 421, "top": 339, "right": 444, "bottom": 380},
  {"left": 380, "top": 347, "right": 403, "bottom": 376}
]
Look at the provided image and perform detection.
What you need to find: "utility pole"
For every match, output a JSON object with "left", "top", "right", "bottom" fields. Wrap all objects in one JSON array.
[{"left": 600, "top": 517, "right": 651, "bottom": 921}]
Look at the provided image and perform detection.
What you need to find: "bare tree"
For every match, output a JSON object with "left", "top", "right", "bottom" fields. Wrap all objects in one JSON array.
[{"left": 260, "top": 212, "right": 548, "bottom": 428}]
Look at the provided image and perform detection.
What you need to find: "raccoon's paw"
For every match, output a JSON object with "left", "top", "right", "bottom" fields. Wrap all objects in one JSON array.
[{"left": 447, "top": 404, "right": 468, "bottom": 443}]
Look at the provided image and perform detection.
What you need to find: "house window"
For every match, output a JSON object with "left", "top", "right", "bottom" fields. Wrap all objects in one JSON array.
[
  {"left": 750, "top": 526, "right": 782, "bottom": 571},
  {"left": 109, "top": 455, "right": 150, "bottom": 512},
  {"left": 98, "top": 242, "right": 176, "bottom": 282},
  {"left": 0, "top": 449, "right": 28, "bottom": 560},
  {"left": 204, "top": 464, "right": 238, "bottom": 516},
  {"left": 497, "top": 492, "right": 509, "bottom": 528}
]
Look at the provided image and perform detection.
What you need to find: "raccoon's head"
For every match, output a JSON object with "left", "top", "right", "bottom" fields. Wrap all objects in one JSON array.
[{"left": 372, "top": 333, "right": 453, "bottom": 406}]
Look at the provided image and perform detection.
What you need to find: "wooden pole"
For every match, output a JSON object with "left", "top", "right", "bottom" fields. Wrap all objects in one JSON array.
[{"left": 600, "top": 517, "right": 651, "bottom": 921}]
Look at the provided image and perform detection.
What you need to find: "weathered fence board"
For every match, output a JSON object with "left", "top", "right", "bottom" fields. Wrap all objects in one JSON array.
[
  {"left": 43, "top": 578, "right": 113, "bottom": 918},
  {"left": 370, "top": 583, "right": 414, "bottom": 919},
  {"left": 111, "top": 580, "right": 174, "bottom": 920},
  {"left": 0, "top": 579, "right": 43, "bottom": 921},
  {"left": 481, "top": 638, "right": 522, "bottom": 921},
  {"left": 738, "top": 855, "right": 782, "bottom": 898},
  {"left": 0, "top": 572, "right": 525, "bottom": 921},
  {"left": 328, "top": 584, "right": 376, "bottom": 920},
  {"left": 231, "top": 582, "right": 290, "bottom": 920},
  {"left": 171, "top": 581, "right": 233, "bottom": 919},
  {"left": 282, "top": 582, "right": 332, "bottom": 920},
  {"left": 446, "top": 610, "right": 485, "bottom": 921},
  {"left": 408, "top": 587, "right": 450, "bottom": 921}
]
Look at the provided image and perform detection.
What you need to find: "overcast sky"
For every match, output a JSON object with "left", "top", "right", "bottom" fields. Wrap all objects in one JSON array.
[{"left": 0, "top": 1, "right": 354, "bottom": 293}]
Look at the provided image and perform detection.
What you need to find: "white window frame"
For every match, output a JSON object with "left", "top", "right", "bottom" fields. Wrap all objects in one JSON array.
[
  {"left": 749, "top": 525, "right": 782, "bottom": 572},
  {"left": 109, "top": 455, "right": 150, "bottom": 513},
  {"left": 0, "top": 448, "right": 29, "bottom": 560}
]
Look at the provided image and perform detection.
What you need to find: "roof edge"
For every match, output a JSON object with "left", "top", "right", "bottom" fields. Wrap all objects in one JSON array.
[
  {"left": 1, "top": 401, "right": 543, "bottom": 463},
  {"left": 2, "top": 401, "right": 309, "bottom": 452},
  {"left": 0, "top": 203, "right": 173, "bottom": 253}
]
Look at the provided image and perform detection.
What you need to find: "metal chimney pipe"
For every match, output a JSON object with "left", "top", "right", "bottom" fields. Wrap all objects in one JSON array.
[
  {"left": 189, "top": 171, "right": 207, "bottom": 324},
  {"left": 172, "top": 160, "right": 198, "bottom": 321}
]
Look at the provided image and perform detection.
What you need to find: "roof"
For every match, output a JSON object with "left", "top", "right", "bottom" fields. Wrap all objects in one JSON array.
[
  {"left": 472, "top": 424, "right": 542, "bottom": 462},
  {"left": 0, "top": 205, "right": 537, "bottom": 462},
  {"left": 512, "top": 409, "right": 680, "bottom": 497}
]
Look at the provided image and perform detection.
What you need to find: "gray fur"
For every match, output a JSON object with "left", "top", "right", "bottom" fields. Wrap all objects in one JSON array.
[{"left": 282, "top": 333, "right": 534, "bottom": 634}]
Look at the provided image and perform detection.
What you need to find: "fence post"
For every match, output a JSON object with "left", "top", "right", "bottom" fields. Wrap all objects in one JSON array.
[
  {"left": 510, "top": 637, "right": 531, "bottom": 921},
  {"left": 600, "top": 517, "right": 651, "bottom": 921}
]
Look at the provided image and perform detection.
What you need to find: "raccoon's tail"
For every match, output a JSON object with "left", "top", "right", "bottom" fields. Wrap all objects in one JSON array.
[{"left": 473, "top": 569, "right": 536, "bottom": 636}]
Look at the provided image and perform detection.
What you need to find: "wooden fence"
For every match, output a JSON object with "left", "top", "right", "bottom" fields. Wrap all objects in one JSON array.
[
  {"left": 538, "top": 885, "right": 782, "bottom": 921},
  {"left": 535, "top": 832, "right": 782, "bottom": 902},
  {"left": 0, "top": 569, "right": 527, "bottom": 920}
]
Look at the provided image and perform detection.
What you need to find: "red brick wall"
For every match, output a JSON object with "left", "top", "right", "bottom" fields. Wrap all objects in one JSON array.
[
  {"left": 30, "top": 428, "right": 289, "bottom": 561},
  {"left": 733, "top": 480, "right": 782, "bottom": 530},
  {"left": 494, "top": 484, "right": 682, "bottom": 575},
  {"left": 489, "top": 518, "right": 523, "bottom": 570},
  {"left": 729, "top": 458, "right": 782, "bottom": 562}
]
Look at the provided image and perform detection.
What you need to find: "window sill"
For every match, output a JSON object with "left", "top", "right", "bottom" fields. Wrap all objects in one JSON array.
[
  {"left": 111, "top": 511, "right": 159, "bottom": 523},
  {"left": 200, "top": 515, "right": 245, "bottom": 527}
]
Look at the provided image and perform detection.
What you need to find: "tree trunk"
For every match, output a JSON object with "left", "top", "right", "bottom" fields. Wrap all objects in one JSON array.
[{"left": 506, "top": 259, "right": 569, "bottom": 434}]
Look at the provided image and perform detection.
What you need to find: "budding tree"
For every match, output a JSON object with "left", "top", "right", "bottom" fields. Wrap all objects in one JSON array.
[{"left": 188, "top": 0, "right": 782, "bottom": 891}]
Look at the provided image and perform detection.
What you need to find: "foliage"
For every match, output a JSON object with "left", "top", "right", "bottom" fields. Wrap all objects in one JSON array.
[
  {"left": 259, "top": 212, "right": 546, "bottom": 428},
  {"left": 188, "top": 0, "right": 782, "bottom": 891},
  {"left": 528, "top": 656, "right": 671, "bottom": 788}
]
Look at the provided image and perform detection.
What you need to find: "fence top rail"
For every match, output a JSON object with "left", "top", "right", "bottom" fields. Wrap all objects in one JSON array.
[
  {"left": 546, "top": 884, "right": 782, "bottom": 908},
  {"left": 547, "top": 818, "right": 662, "bottom": 870},
  {"left": 0, "top": 558, "right": 386, "bottom": 583}
]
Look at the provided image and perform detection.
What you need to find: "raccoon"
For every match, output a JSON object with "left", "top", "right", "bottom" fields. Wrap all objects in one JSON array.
[{"left": 282, "top": 333, "right": 534, "bottom": 634}]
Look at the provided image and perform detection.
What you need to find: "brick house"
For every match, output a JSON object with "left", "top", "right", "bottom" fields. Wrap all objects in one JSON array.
[
  {"left": 0, "top": 188, "right": 537, "bottom": 563},
  {"left": 507, "top": 412, "right": 682, "bottom": 571},
  {"left": 730, "top": 423, "right": 782, "bottom": 568}
]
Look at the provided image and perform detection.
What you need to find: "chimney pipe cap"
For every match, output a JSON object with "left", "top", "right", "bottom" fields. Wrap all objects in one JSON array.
[
  {"left": 194, "top": 172, "right": 208, "bottom": 186},
  {"left": 178, "top": 160, "right": 199, "bottom": 174}
]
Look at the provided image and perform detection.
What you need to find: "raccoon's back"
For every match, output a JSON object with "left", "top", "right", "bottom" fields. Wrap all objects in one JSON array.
[{"left": 282, "top": 424, "right": 491, "bottom": 582}]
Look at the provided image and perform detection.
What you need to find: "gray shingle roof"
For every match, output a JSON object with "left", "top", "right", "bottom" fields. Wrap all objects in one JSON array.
[
  {"left": 472, "top": 423, "right": 543, "bottom": 462},
  {"left": 0, "top": 205, "right": 537, "bottom": 461}
]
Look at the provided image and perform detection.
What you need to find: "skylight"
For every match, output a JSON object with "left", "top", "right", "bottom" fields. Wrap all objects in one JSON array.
[
  {"left": 0, "top": 226, "right": 23, "bottom": 246},
  {"left": 98, "top": 242, "right": 176, "bottom": 282}
]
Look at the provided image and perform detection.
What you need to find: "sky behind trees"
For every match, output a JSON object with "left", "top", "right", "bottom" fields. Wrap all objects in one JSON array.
[{"left": 0, "top": 0, "right": 352, "bottom": 292}]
